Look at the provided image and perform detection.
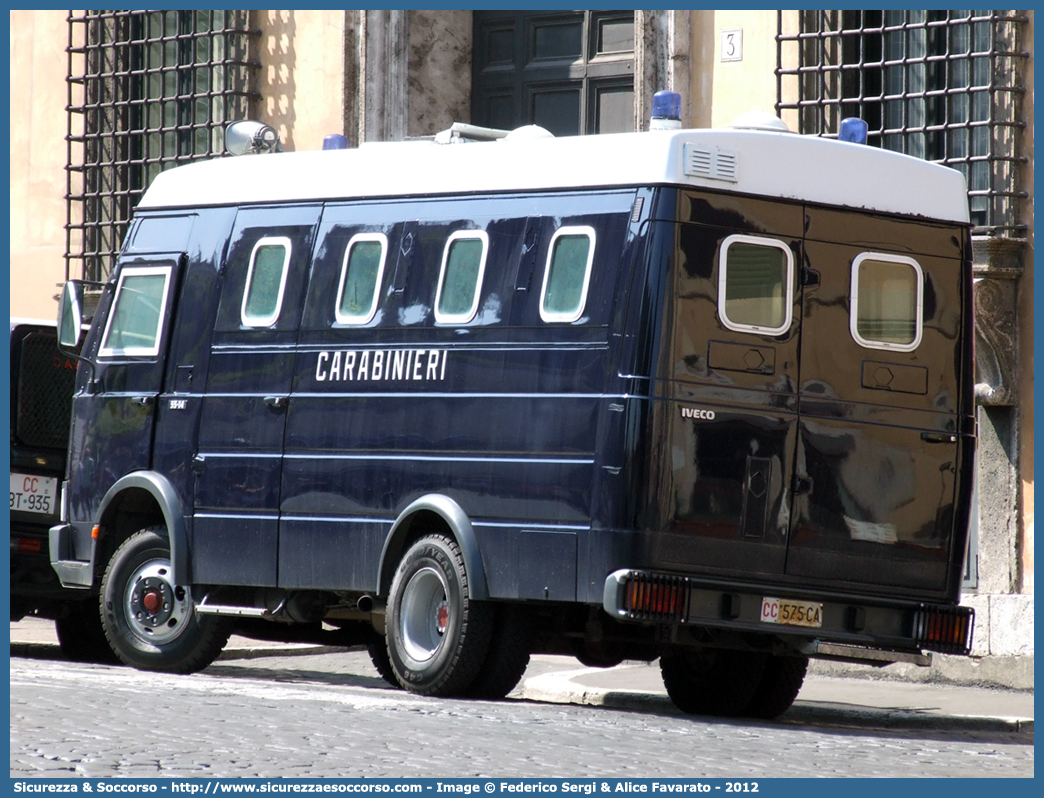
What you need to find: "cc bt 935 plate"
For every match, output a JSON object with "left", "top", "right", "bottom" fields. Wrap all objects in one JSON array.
[
  {"left": 760, "top": 596, "right": 823, "bottom": 628},
  {"left": 10, "top": 473, "right": 58, "bottom": 515}
]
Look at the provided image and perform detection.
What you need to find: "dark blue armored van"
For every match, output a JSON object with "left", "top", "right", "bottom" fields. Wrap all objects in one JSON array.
[{"left": 52, "top": 117, "right": 975, "bottom": 717}]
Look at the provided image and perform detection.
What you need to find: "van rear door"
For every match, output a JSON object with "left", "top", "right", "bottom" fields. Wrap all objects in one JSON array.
[
  {"left": 661, "top": 193, "right": 805, "bottom": 578},
  {"left": 788, "top": 210, "right": 970, "bottom": 596}
]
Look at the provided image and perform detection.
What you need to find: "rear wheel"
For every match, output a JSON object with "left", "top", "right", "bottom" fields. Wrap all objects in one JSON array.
[
  {"left": 55, "top": 598, "right": 120, "bottom": 665},
  {"left": 466, "top": 603, "right": 531, "bottom": 700},
  {"left": 100, "top": 527, "right": 230, "bottom": 673},
  {"left": 386, "top": 533, "right": 493, "bottom": 696},
  {"left": 742, "top": 654, "right": 808, "bottom": 719},
  {"left": 660, "top": 647, "right": 767, "bottom": 717},
  {"left": 366, "top": 637, "right": 401, "bottom": 688}
]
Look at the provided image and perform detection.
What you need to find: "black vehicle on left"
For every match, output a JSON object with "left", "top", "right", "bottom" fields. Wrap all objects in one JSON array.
[{"left": 9, "top": 317, "right": 116, "bottom": 662}]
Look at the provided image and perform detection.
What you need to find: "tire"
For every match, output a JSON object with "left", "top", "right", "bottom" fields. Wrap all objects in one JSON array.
[
  {"left": 660, "top": 646, "right": 767, "bottom": 717},
  {"left": 100, "top": 527, "right": 231, "bottom": 674},
  {"left": 575, "top": 641, "right": 626, "bottom": 669},
  {"left": 386, "top": 533, "right": 493, "bottom": 696},
  {"left": 466, "top": 603, "right": 531, "bottom": 700},
  {"left": 366, "top": 639, "right": 401, "bottom": 688},
  {"left": 55, "top": 598, "right": 120, "bottom": 665},
  {"left": 742, "top": 654, "right": 808, "bottom": 719}
]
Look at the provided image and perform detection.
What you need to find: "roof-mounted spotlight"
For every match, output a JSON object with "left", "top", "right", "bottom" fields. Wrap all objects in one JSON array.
[{"left": 225, "top": 120, "right": 282, "bottom": 156}]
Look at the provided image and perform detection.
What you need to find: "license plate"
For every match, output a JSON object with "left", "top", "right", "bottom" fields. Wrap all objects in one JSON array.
[
  {"left": 761, "top": 596, "right": 823, "bottom": 628},
  {"left": 10, "top": 473, "right": 58, "bottom": 516}
]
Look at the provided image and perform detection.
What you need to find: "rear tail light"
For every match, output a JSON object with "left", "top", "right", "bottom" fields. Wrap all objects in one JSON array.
[
  {"left": 623, "top": 571, "right": 689, "bottom": 622},
  {"left": 15, "top": 537, "right": 43, "bottom": 555},
  {"left": 912, "top": 604, "right": 974, "bottom": 655}
]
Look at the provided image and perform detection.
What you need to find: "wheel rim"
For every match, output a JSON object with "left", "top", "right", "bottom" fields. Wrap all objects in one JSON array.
[
  {"left": 400, "top": 566, "right": 450, "bottom": 663},
  {"left": 123, "top": 558, "right": 192, "bottom": 645}
]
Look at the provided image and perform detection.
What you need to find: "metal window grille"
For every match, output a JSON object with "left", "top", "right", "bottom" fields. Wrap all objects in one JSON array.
[
  {"left": 776, "top": 10, "right": 1029, "bottom": 236},
  {"left": 66, "top": 10, "right": 259, "bottom": 281}
]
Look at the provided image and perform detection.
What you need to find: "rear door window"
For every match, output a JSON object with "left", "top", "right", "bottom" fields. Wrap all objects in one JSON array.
[
  {"left": 850, "top": 252, "right": 923, "bottom": 351},
  {"left": 717, "top": 234, "right": 794, "bottom": 335}
]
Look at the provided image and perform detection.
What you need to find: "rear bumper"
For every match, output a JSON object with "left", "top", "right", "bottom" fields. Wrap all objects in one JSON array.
[
  {"left": 10, "top": 525, "right": 88, "bottom": 618},
  {"left": 603, "top": 569, "right": 974, "bottom": 658}
]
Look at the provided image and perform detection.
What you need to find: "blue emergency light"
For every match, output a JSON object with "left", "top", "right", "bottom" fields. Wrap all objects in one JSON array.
[{"left": 839, "top": 117, "right": 869, "bottom": 145}]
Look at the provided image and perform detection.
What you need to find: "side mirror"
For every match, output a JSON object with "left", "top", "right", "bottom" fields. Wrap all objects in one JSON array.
[
  {"left": 57, "top": 281, "right": 85, "bottom": 350},
  {"left": 57, "top": 280, "right": 103, "bottom": 352}
]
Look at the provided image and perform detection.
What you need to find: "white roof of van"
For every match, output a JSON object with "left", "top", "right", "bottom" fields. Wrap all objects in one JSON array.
[{"left": 137, "top": 127, "right": 970, "bottom": 225}]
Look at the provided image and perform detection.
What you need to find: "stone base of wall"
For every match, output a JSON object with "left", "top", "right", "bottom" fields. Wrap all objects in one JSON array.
[
  {"left": 809, "top": 653, "right": 1034, "bottom": 691},
  {"left": 809, "top": 594, "right": 1034, "bottom": 690}
]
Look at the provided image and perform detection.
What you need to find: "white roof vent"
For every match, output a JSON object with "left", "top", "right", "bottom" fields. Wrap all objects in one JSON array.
[
  {"left": 728, "top": 111, "right": 792, "bottom": 133},
  {"left": 683, "top": 144, "right": 738, "bottom": 183}
]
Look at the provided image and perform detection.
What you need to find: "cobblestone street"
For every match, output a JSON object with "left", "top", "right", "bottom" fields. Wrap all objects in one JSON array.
[{"left": 10, "top": 649, "right": 1034, "bottom": 779}]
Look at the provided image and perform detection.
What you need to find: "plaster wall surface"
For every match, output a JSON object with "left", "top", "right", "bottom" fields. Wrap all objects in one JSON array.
[
  {"left": 259, "top": 10, "right": 347, "bottom": 153},
  {"left": 9, "top": 10, "right": 69, "bottom": 319},
  {"left": 708, "top": 10, "right": 779, "bottom": 129}
]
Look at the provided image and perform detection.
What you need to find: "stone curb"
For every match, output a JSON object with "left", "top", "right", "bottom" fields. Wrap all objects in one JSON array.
[{"left": 217, "top": 644, "right": 346, "bottom": 661}]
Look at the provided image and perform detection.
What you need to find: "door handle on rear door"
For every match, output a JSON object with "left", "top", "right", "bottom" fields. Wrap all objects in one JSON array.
[
  {"left": 921, "top": 432, "right": 958, "bottom": 443},
  {"left": 264, "top": 395, "right": 288, "bottom": 410}
]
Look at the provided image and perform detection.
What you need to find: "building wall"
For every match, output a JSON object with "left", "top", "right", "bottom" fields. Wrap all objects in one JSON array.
[
  {"left": 704, "top": 10, "right": 780, "bottom": 128},
  {"left": 1016, "top": 10, "right": 1034, "bottom": 595},
  {"left": 407, "top": 10, "right": 472, "bottom": 137},
  {"left": 9, "top": 10, "right": 70, "bottom": 320}
]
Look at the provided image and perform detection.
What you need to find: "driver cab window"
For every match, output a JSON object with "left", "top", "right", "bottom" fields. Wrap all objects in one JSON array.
[{"left": 98, "top": 265, "right": 173, "bottom": 357}]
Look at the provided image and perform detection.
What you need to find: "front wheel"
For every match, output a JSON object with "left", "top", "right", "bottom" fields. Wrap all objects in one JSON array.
[
  {"left": 55, "top": 597, "right": 120, "bottom": 665},
  {"left": 386, "top": 533, "right": 493, "bottom": 696},
  {"left": 100, "top": 527, "right": 230, "bottom": 673}
]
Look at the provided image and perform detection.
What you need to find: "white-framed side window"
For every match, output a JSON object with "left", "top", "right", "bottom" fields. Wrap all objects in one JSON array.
[
  {"left": 98, "top": 265, "right": 173, "bottom": 358},
  {"left": 539, "top": 226, "right": 596, "bottom": 323},
  {"left": 849, "top": 252, "right": 924, "bottom": 352},
  {"left": 434, "top": 230, "right": 489, "bottom": 324},
  {"left": 335, "top": 233, "right": 388, "bottom": 325},
  {"left": 241, "top": 236, "right": 292, "bottom": 327},
  {"left": 717, "top": 234, "right": 794, "bottom": 336}
]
